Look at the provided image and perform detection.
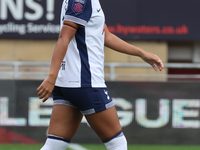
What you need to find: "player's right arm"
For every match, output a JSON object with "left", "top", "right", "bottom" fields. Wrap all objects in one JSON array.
[{"left": 36, "top": 21, "right": 78, "bottom": 102}]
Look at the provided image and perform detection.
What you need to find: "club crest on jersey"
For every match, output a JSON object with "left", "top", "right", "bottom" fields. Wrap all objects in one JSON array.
[{"left": 72, "top": 0, "right": 86, "bottom": 14}]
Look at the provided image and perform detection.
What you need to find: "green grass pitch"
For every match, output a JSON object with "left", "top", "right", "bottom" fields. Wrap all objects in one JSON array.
[{"left": 1, "top": 144, "right": 200, "bottom": 150}]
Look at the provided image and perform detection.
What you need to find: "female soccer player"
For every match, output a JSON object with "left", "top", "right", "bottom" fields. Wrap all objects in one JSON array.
[{"left": 37, "top": 0, "right": 164, "bottom": 149}]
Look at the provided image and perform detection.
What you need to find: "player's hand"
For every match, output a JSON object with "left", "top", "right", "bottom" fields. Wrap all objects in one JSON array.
[
  {"left": 141, "top": 51, "right": 164, "bottom": 71},
  {"left": 36, "top": 77, "right": 55, "bottom": 103}
]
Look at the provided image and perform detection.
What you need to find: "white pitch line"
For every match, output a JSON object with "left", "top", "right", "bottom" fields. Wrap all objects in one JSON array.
[{"left": 68, "top": 143, "right": 89, "bottom": 150}]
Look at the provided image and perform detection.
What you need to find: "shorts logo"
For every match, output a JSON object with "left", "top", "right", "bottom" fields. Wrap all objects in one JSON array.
[{"left": 104, "top": 90, "right": 110, "bottom": 100}]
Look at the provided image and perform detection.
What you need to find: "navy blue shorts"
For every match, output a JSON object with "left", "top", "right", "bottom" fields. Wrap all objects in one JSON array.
[{"left": 52, "top": 86, "right": 114, "bottom": 115}]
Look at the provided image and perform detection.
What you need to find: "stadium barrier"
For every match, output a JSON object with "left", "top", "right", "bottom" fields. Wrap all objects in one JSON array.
[{"left": 1, "top": 61, "right": 200, "bottom": 80}]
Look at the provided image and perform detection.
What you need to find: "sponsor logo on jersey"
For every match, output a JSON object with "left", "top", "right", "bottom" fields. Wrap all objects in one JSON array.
[
  {"left": 102, "top": 24, "right": 105, "bottom": 35},
  {"left": 97, "top": 8, "right": 101, "bottom": 12}
]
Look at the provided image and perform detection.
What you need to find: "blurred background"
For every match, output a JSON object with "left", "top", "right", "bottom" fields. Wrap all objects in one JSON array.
[{"left": 1, "top": 0, "right": 200, "bottom": 148}]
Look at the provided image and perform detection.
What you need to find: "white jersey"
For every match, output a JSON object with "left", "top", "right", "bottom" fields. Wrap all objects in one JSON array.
[{"left": 55, "top": 0, "right": 106, "bottom": 88}]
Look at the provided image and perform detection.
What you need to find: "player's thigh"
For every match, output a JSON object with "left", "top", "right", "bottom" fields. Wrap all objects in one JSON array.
[
  {"left": 48, "top": 105, "right": 83, "bottom": 140},
  {"left": 85, "top": 106, "right": 121, "bottom": 141}
]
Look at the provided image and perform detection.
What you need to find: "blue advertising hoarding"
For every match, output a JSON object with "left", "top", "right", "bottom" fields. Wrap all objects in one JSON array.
[{"left": 0, "top": 0, "right": 199, "bottom": 40}]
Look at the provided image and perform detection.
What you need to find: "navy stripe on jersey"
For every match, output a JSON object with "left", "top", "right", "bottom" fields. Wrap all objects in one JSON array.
[
  {"left": 75, "top": 27, "right": 92, "bottom": 87},
  {"left": 65, "top": 0, "right": 92, "bottom": 26}
]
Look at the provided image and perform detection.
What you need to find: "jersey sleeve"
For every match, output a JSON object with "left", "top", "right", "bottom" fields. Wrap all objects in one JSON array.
[{"left": 64, "top": 0, "right": 92, "bottom": 26}]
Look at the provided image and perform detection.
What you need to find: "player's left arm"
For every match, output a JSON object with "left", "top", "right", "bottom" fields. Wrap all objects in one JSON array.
[{"left": 104, "top": 24, "right": 164, "bottom": 71}]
